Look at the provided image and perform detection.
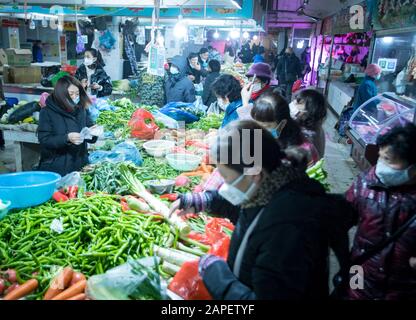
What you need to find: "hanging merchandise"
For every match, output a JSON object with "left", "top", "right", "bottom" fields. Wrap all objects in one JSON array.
[
  {"left": 147, "top": 44, "right": 166, "bottom": 77},
  {"left": 75, "top": 14, "right": 85, "bottom": 54},
  {"left": 99, "top": 30, "right": 116, "bottom": 52},
  {"left": 124, "top": 35, "right": 139, "bottom": 76},
  {"left": 136, "top": 26, "right": 146, "bottom": 45}
]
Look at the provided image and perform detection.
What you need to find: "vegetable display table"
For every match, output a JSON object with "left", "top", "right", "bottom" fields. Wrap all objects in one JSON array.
[{"left": 0, "top": 124, "right": 40, "bottom": 172}]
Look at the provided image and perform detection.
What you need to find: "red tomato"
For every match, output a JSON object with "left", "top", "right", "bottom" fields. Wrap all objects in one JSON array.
[
  {"left": 0, "top": 279, "right": 5, "bottom": 295},
  {"left": 4, "top": 269, "right": 17, "bottom": 283}
]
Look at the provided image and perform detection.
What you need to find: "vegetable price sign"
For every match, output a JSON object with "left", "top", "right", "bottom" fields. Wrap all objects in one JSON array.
[{"left": 147, "top": 44, "right": 165, "bottom": 77}]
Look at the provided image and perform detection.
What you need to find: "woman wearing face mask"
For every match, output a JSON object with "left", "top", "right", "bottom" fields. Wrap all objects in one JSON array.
[
  {"left": 75, "top": 48, "right": 112, "bottom": 98},
  {"left": 290, "top": 89, "right": 327, "bottom": 159},
  {"left": 37, "top": 76, "right": 98, "bottom": 176},
  {"left": 211, "top": 74, "right": 243, "bottom": 128},
  {"left": 169, "top": 120, "right": 351, "bottom": 300},
  {"left": 165, "top": 56, "right": 196, "bottom": 104},
  {"left": 251, "top": 90, "right": 319, "bottom": 166},
  {"left": 345, "top": 124, "right": 416, "bottom": 300}
]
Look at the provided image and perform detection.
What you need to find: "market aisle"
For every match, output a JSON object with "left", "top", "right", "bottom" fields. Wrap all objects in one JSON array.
[
  {"left": 323, "top": 110, "right": 360, "bottom": 194},
  {"left": 0, "top": 141, "right": 14, "bottom": 173},
  {"left": 322, "top": 109, "right": 361, "bottom": 289}
]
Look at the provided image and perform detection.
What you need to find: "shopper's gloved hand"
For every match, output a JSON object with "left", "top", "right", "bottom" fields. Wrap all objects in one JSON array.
[
  {"left": 198, "top": 254, "right": 223, "bottom": 278},
  {"left": 68, "top": 132, "right": 83, "bottom": 145}
]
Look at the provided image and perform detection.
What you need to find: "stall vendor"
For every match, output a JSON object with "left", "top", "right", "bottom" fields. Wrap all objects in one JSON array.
[
  {"left": 37, "top": 76, "right": 98, "bottom": 176},
  {"left": 75, "top": 48, "right": 113, "bottom": 98}
]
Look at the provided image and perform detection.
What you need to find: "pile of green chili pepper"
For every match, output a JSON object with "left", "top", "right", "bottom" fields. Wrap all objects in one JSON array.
[{"left": 0, "top": 194, "right": 175, "bottom": 299}]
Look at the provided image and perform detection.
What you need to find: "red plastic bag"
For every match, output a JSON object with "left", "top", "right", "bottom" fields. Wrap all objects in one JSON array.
[
  {"left": 168, "top": 261, "right": 212, "bottom": 300},
  {"left": 292, "top": 79, "right": 302, "bottom": 93},
  {"left": 208, "top": 236, "right": 230, "bottom": 260},
  {"left": 128, "top": 109, "right": 159, "bottom": 140}
]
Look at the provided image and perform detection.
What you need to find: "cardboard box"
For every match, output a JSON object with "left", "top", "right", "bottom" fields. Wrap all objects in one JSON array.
[
  {"left": 4, "top": 48, "right": 32, "bottom": 67},
  {"left": 3, "top": 66, "right": 42, "bottom": 84}
]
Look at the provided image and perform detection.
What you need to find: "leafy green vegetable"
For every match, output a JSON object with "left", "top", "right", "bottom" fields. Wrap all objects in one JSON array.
[{"left": 186, "top": 113, "right": 224, "bottom": 131}]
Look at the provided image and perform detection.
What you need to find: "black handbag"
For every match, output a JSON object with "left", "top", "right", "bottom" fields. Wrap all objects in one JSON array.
[{"left": 331, "top": 212, "right": 416, "bottom": 299}]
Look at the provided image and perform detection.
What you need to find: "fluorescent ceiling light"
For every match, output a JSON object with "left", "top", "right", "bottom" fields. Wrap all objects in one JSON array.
[
  {"left": 213, "top": 30, "right": 220, "bottom": 39},
  {"left": 243, "top": 31, "right": 249, "bottom": 39},
  {"left": 230, "top": 0, "right": 242, "bottom": 9},
  {"left": 382, "top": 37, "right": 394, "bottom": 44}
]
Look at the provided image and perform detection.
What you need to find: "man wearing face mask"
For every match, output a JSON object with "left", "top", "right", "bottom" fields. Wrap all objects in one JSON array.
[
  {"left": 276, "top": 47, "right": 303, "bottom": 101},
  {"left": 345, "top": 123, "right": 416, "bottom": 300},
  {"left": 351, "top": 63, "right": 382, "bottom": 113},
  {"left": 165, "top": 56, "right": 196, "bottom": 104},
  {"left": 75, "top": 48, "right": 112, "bottom": 98},
  {"left": 169, "top": 120, "right": 353, "bottom": 300}
]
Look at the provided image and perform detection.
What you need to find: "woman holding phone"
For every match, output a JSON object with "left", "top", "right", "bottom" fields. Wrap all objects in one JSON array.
[{"left": 75, "top": 48, "right": 112, "bottom": 98}]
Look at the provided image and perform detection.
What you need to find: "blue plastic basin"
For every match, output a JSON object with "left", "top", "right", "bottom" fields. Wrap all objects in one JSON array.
[{"left": 0, "top": 171, "right": 61, "bottom": 209}]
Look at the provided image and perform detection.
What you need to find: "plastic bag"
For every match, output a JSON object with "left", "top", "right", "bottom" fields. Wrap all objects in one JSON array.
[
  {"left": 159, "top": 102, "right": 200, "bottom": 124},
  {"left": 152, "top": 110, "right": 179, "bottom": 129},
  {"left": 56, "top": 172, "right": 86, "bottom": 190},
  {"left": 99, "top": 30, "right": 116, "bottom": 51},
  {"left": 168, "top": 261, "right": 212, "bottom": 300},
  {"left": 128, "top": 109, "right": 159, "bottom": 140},
  {"left": 292, "top": 79, "right": 303, "bottom": 93},
  {"left": 88, "top": 141, "right": 143, "bottom": 166},
  {"left": 86, "top": 257, "right": 169, "bottom": 300},
  {"left": 80, "top": 125, "right": 104, "bottom": 141}
]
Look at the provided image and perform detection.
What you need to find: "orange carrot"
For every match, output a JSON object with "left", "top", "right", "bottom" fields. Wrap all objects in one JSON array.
[
  {"left": 66, "top": 293, "right": 86, "bottom": 300},
  {"left": 44, "top": 267, "right": 74, "bottom": 300},
  {"left": 181, "top": 171, "right": 205, "bottom": 177},
  {"left": 4, "top": 279, "right": 38, "bottom": 300},
  {"left": 70, "top": 272, "right": 86, "bottom": 286},
  {"left": 51, "top": 280, "right": 87, "bottom": 300}
]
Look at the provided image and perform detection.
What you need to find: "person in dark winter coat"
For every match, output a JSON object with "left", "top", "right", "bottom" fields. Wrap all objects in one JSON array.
[
  {"left": 211, "top": 74, "right": 243, "bottom": 128},
  {"left": 75, "top": 48, "right": 112, "bottom": 97},
  {"left": 186, "top": 52, "right": 208, "bottom": 84},
  {"left": 300, "top": 47, "right": 312, "bottom": 80},
  {"left": 345, "top": 124, "right": 416, "bottom": 300},
  {"left": 202, "top": 59, "right": 221, "bottom": 107},
  {"left": 165, "top": 56, "right": 196, "bottom": 103},
  {"left": 170, "top": 121, "right": 353, "bottom": 300},
  {"left": 37, "top": 76, "right": 98, "bottom": 177},
  {"left": 352, "top": 63, "right": 381, "bottom": 111},
  {"left": 276, "top": 47, "right": 303, "bottom": 101}
]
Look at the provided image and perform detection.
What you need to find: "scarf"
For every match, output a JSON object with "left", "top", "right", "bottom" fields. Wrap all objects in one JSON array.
[
  {"left": 251, "top": 84, "right": 270, "bottom": 101},
  {"left": 241, "top": 164, "right": 306, "bottom": 209}
]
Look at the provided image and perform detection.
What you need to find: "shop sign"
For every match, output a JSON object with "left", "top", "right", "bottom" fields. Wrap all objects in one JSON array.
[
  {"left": 369, "top": 0, "right": 416, "bottom": 30},
  {"left": 332, "top": 4, "right": 369, "bottom": 35},
  {"left": 377, "top": 58, "right": 398, "bottom": 72},
  {"left": 2, "top": 19, "right": 19, "bottom": 28},
  {"left": 147, "top": 44, "right": 166, "bottom": 77}
]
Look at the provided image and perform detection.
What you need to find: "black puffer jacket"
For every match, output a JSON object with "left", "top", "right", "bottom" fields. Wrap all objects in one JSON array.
[
  {"left": 200, "top": 177, "right": 353, "bottom": 300},
  {"left": 276, "top": 53, "right": 303, "bottom": 84},
  {"left": 37, "top": 96, "right": 97, "bottom": 176},
  {"left": 75, "top": 64, "right": 112, "bottom": 97},
  {"left": 165, "top": 56, "right": 196, "bottom": 104}
]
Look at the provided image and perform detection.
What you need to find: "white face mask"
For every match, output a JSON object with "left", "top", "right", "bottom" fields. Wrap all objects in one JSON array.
[
  {"left": 218, "top": 174, "right": 258, "bottom": 206},
  {"left": 375, "top": 159, "right": 412, "bottom": 187},
  {"left": 376, "top": 74, "right": 382, "bottom": 80},
  {"left": 217, "top": 98, "right": 229, "bottom": 111},
  {"left": 251, "top": 83, "right": 263, "bottom": 93},
  {"left": 72, "top": 96, "right": 80, "bottom": 105},
  {"left": 170, "top": 66, "right": 179, "bottom": 75},
  {"left": 289, "top": 101, "right": 300, "bottom": 119},
  {"left": 84, "top": 57, "right": 94, "bottom": 66}
]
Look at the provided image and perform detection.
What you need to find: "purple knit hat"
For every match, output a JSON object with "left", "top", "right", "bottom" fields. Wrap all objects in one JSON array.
[{"left": 246, "top": 63, "right": 273, "bottom": 80}]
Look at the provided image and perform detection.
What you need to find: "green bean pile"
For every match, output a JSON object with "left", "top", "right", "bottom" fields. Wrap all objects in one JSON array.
[{"left": 0, "top": 194, "right": 174, "bottom": 299}]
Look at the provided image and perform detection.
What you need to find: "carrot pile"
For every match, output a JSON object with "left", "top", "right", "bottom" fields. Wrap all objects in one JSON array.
[{"left": 181, "top": 163, "right": 214, "bottom": 178}]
